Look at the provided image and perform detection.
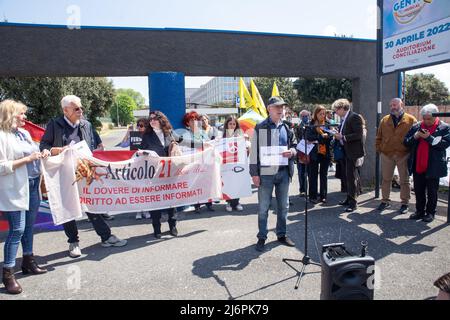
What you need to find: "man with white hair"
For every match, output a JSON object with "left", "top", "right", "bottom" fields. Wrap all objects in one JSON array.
[
  {"left": 404, "top": 103, "right": 450, "bottom": 223},
  {"left": 375, "top": 98, "right": 416, "bottom": 214},
  {"left": 40, "top": 95, "right": 127, "bottom": 257}
]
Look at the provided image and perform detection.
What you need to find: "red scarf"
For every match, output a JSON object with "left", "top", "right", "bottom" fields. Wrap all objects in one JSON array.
[{"left": 415, "top": 118, "right": 439, "bottom": 174}]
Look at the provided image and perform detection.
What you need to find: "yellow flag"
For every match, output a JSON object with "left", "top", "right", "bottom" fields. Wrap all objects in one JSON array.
[
  {"left": 250, "top": 80, "right": 268, "bottom": 118},
  {"left": 272, "top": 82, "right": 280, "bottom": 97},
  {"left": 238, "top": 78, "right": 254, "bottom": 109}
]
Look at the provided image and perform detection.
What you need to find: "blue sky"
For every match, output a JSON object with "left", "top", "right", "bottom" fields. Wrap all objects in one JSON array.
[{"left": 1, "top": 0, "right": 449, "bottom": 103}]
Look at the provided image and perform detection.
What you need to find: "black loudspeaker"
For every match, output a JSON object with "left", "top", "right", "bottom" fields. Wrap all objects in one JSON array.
[{"left": 320, "top": 243, "right": 375, "bottom": 300}]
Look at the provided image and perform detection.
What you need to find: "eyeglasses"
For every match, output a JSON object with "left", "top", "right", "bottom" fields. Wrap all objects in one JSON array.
[
  {"left": 72, "top": 107, "right": 83, "bottom": 112},
  {"left": 149, "top": 117, "right": 159, "bottom": 121},
  {"left": 138, "top": 124, "right": 146, "bottom": 128}
]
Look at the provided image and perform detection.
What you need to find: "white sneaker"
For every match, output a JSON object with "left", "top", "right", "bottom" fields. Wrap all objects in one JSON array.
[
  {"left": 143, "top": 212, "right": 151, "bottom": 219},
  {"left": 69, "top": 242, "right": 81, "bottom": 258},
  {"left": 182, "top": 206, "right": 196, "bottom": 212},
  {"left": 236, "top": 204, "right": 244, "bottom": 211},
  {"left": 101, "top": 235, "right": 127, "bottom": 247},
  {"left": 136, "top": 212, "right": 143, "bottom": 220},
  {"left": 226, "top": 204, "right": 233, "bottom": 212}
]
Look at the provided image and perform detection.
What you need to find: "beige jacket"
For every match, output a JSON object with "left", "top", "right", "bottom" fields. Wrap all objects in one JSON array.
[{"left": 375, "top": 112, "right": 417, "bottom": 157}]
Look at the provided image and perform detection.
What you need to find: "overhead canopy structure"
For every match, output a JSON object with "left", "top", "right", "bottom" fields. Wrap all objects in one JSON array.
[{"left": 0, "top": 23, "right": 400, "bottom": 183}]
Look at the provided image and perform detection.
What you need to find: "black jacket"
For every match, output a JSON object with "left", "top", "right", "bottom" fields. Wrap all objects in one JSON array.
[
  {"left": 249, "top": 118, "right": 297, "bottom": 178},
  {"left": 403, "top": 121, "right": 450, "bottom": 178},
  {"left": 140, "top": 130, "right": 175, "bottom": 157},
  {"left": 305, "top": 121, "right": 332, "bottom": 161},
  {"left": 341, "top": 111, "right": 365, "bottom": 160},
  {"left": 39, "top": 116, "right": 97, "bottom": 152}
]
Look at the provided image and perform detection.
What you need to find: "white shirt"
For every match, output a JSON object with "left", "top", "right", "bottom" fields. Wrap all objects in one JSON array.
[
  {"left": 339, "top": 111, "right": 350, "bottom": 134},
  {"left": 339, "top": 110, "right": 350, "bottom": 145},
  {"left": 64, "top": 116, "right": 79, "bottom": 128},
  {"left": 154, "top": 129, "right": 165, "bottom": 147}
]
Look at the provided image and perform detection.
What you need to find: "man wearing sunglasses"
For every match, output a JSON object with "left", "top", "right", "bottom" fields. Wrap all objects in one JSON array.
[{"left": 40, "top": 95, "right": 127, "bottom": 258}]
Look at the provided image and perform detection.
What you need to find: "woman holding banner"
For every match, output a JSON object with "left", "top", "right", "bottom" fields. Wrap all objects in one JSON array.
[
  {"left": 222, "top": 116, "right": 244, "bottom": 212},
  {"left": 118, "top": 117, "right": 151, "bottom": 220},
  {"left": 140, "top": 111, "right": 180, "bottom": 238},
  {"left": 0, "top": 100, "right": 48, "bottom": 295},
  {"left": 180, "top": 111, "right": 215, "bottom": 213}
]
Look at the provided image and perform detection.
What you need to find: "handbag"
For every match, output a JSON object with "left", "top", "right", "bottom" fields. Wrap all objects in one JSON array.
[
  {"left": 297, "top": 151, "right": 310, "bottom": 164},
  {"left": 333, "top": 141, "right": 344, "bottom": 161}
]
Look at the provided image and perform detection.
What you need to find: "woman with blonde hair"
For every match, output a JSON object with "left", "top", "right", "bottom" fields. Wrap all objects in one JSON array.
[
  {"left": 0, "top": 99, "right": 49, "bottom": 294},
  {"left": 305, "top": 105, "right": 333, "bottom": 204}
]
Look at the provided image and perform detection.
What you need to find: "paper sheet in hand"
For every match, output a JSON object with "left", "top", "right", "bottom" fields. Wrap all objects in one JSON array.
[
  {"left": 296, "top": 139, "right": 315, "bottom": 155},
  {"left": 260, "top": 146, "right": 288, "bottom": 166}
]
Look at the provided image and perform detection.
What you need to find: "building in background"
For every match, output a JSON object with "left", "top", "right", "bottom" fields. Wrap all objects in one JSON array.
[
  {"left": 189, "top": 77, "right": 251, "bottom": 107},
  {"left": 185, "top": 88, "right": 199, "bottom": 105}
]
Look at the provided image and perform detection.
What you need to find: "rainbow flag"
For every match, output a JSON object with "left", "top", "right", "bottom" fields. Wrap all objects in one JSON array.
[{"left": 238, "top": 109, "right": 266, "bottom": 136}]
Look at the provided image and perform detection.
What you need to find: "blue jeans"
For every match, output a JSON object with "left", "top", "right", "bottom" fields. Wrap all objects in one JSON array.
[
  {"left": 257, "top": 168, "right": 290, "bottom": 240},
  {"left": 3, "top": 177, "right": 40, "bottom": 268}
]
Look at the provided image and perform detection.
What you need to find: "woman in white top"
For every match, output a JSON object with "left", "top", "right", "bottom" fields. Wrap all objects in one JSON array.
[{"left": 0, "top": 100, "right": 49, "bottom": 295}]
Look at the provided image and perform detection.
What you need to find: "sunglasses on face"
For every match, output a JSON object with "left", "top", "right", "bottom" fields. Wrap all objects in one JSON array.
[
  {"left": 72, "top": 107, "right": 83, "bottom": 112},
  {"left": 138, "top": 123, "right": 147, "bottom": 128}
]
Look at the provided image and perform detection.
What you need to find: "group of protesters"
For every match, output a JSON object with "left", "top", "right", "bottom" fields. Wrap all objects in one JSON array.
[{"left": 1, "top": 93, "right": 449, "bottom": 296}]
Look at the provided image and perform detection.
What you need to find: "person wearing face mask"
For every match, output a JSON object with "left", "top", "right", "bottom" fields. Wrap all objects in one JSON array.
[
  {"left": 295, "top": 110, "right": 311, "bottom": 197},
  {"left": 0, "top": 100, "right": 50, "bottom": 294},
  {"left": 375, "top": 98, "right": 417, "bottom": 214},
  {"left": 404, "top": 104, "right": 450, "bottom": 223}
]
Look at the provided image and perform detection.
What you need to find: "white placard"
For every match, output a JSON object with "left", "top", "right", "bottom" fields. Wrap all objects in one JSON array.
[
  {"left": 260, "top": 146, "right": 288, "bottom": 166},
  {"left": 296, "top": 139, "right": 315, "bottom": 155}
]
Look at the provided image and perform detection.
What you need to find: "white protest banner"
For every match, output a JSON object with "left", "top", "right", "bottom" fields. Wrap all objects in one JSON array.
[
  {"left": 74, "top": 145, "right": 222, "bottom": 214},
  {"left": 215, "top": 137, "right": 252, "bottom": 200},
  {"left": 42, "top": 143, "right": 222, "bottom": 222},
  {"left": 439, "top": 147, "right": 450, "bottom": 187},
  {"left": 40, "top": 149, "right": 83, "bottom": 225}
]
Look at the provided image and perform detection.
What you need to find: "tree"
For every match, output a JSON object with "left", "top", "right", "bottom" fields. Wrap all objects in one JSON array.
[
  {"left": 69, "top": 77, "right": 115, "bottom": 128},
  {"left": 116, "top": 88, "right": 146, "bottom": 109},
  {"left": 293, "top": 78, "right": 352, "bottom": 106},
  {"left": 110, "top": 93, "right": 136, "bottom": 126},
  {"left": 405, "top": 73, "right": 449, "bottom": 106},
  {"left": 0, "top": 77, "right": 115, "bottom": 127},
  {"left": 253, "top": 77, "right": 299, "bottom": 110}
]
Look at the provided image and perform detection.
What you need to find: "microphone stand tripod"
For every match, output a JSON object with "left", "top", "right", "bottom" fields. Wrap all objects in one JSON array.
[{"left": 282, "top": 122, "right": 339, "bottom": 289}]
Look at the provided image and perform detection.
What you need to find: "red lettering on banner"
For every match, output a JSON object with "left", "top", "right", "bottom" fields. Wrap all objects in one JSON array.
[
  {"left": 93, "top": 187, "right": 130, "bottom": 195},
  {"left": 80, "top": 197, "right": 114, "bottom": 205},
  {"left": 129, "top": 195, "right": 161, "bottom": 204}
]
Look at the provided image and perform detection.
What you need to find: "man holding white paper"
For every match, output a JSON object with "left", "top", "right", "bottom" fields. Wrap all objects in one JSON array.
[{"left": 250, "top": 96, "right": 297, "bottom": 252}]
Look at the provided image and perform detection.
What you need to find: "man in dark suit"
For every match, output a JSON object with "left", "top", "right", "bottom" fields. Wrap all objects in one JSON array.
[
  {"left": 40, "top": 95, "right": 127, "bottom": 258},
  {"left": 332, "top": 99, "right": 365, "bottom": 212}
]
